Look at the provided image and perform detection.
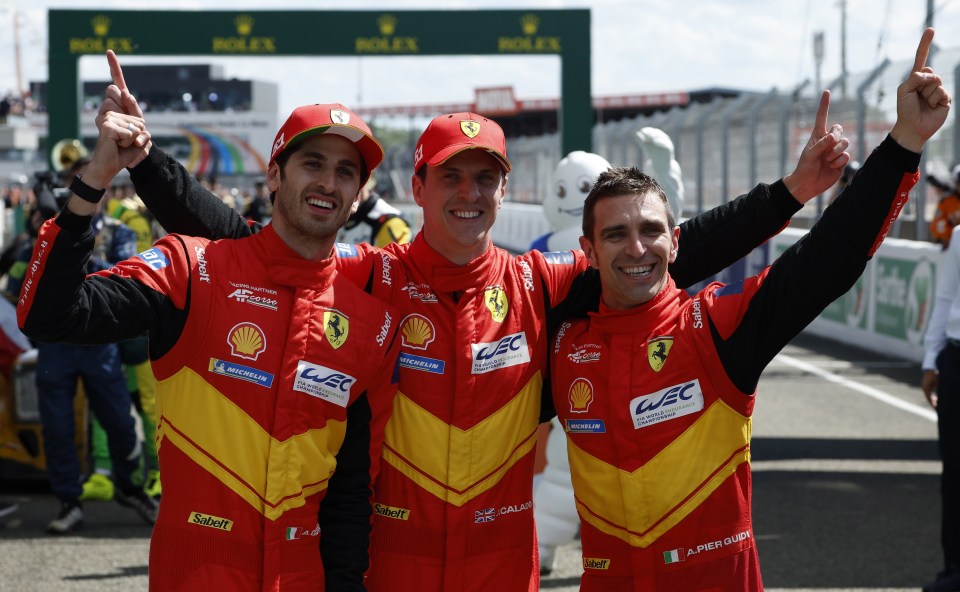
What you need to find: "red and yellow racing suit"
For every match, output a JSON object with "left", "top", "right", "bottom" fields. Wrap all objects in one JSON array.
[
  {"left": 18, "top": 216, "right": 401, "bottom": 592},
  {"left": 551, "top": 135, "right": 919, "bottom": 592}
]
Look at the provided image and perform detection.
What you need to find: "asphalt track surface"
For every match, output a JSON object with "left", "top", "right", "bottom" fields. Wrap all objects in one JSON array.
[{"left": 0, "top": 332, "right": 942, "bottom": 591}]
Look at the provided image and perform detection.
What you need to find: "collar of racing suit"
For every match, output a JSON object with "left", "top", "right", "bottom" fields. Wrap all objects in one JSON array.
[
  {"left": 255, "top": 223, "right": 338, "bottom": 291},
  {"left": 587, "top": 275, "right": 685, "bottom": 335},
  {"left": 407, "top": 233, "right": 501, "bottom": 294}
]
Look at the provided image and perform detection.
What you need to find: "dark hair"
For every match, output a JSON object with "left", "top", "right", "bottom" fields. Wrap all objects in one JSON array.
[{"left": 581, "top": 167, "right": 674, "bottom": 239}]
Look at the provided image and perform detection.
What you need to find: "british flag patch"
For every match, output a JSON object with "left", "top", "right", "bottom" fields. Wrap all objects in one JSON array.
[{"left": 474, "top": 508, "right": 496, "bottom": 523}]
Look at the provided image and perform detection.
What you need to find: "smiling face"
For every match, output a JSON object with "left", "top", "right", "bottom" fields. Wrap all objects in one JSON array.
[
  {"left": 412, "top": 149, "right": 507, "bottom": 264},
  {"left": 580, "top": 190, "right": 679, "bottom": 310},
  {"left": 268, "top": 134, "right": 363, "bottom": 258}
]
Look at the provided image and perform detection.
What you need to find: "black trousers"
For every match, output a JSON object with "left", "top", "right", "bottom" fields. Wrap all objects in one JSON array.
[{"left": 937, "top": 341, "right": 960, "bottom": 567}]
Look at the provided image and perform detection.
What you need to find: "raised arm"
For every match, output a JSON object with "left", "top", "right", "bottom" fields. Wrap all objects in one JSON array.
[
  {"left": 672, "top": 88, "right": 851, "bottom": 289},
  {"left": 98, "top": 50, "right": 254, "bottom": 240},
  {"left": 17, "top": 109, "right": 187, "bottom": 353},
  {"left": 715, "top": 28, "right": 950, "bottom": 393}
]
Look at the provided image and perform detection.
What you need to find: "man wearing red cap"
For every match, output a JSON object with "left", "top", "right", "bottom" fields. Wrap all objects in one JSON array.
[
  {"left": 102, "top": 58, "right": 848, "bottom": 592},
  {"left": 18, "top": 50, "right": 402, "bottom": 592}
]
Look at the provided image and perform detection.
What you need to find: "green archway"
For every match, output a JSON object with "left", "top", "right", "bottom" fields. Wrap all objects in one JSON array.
[{"left": 47, "top": 8, "right": 592, "bottom": 166}]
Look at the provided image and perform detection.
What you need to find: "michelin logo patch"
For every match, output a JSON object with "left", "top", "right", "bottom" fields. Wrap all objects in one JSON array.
[
  {"left": 629, "top": 380, "right": 704, "bottom": 429},
  {"left": 335, "top": 243, "right": 358, "bottom": 258},
  {"left": 565, "top": 419, "right": 606, "bottom": 433},
  {"left": 399, "top": 353, "right": 445, "bottom": 374},
  {"left": 471, "top": 332, "right": 530, "bottom": 374},
  {"left": 209, "top": 358, "right": 274, "bottom": 388},
  {"left": 294, "top": 361, "right": 355, "bottom": 407},
  {"left": 138, "top": 248, "right": 169, "bottom": 270},
  {"left": 542, "top": 251, "right": 575, "bottom": 265}
]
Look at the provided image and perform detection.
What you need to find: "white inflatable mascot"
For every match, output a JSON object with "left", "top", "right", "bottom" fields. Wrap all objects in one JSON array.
[{"left": 532, "top": 128, "right": 683, "bottom": 575}]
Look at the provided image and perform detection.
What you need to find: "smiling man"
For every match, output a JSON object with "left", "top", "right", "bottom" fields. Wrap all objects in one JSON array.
[
  {"left": 18, "top": 94, "right": 402, "bottom": 591},
  {"left": 550, "top": 29, "right": 950, "bottom": 592}
]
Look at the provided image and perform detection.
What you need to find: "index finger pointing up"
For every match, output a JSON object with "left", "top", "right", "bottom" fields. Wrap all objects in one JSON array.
[
  {"left": 107, "top": 50, "right": 127, "bottom": 91},
  {"left": 913, "top": 28, "right": 934, "bottom": 73}
]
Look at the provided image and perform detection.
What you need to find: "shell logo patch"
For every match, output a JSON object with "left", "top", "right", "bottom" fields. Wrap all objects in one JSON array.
[
  {"left": 228, "top": 322, "right": 266, "bottom": 360},
  {"left": 401, "top": 314, "right": 436, "bottom": 350},
  {"left": 460, "top": 121, "right": 480, "bottom": 138},
  {"left": 568, "top": 378, "right": 594, "bottom": 413},
  {"left": 647, "top": 337, "right": 673, "bottom": 372},
  {"left": 484, "top": 286, "right": 508, "bottom": 323},
  {"left": 324, "top": 309, "right": 350, "bottom": 349}
]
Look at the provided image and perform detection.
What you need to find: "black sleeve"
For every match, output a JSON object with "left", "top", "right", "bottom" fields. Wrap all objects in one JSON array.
[
  {"left": 18, "top": 208, "right": 185, "bottom": 357},
  {"left": 319, "top": 393, "right": 374, "bottom": 591},
  {"left": 715, "top": 135, "right": 919, "bottom": 393},
  {"left": 129, "top": 145, "right": 259, "bottom": 240},
  {"left": 672, "top": 180, "right": 801, "bottom": 289}
]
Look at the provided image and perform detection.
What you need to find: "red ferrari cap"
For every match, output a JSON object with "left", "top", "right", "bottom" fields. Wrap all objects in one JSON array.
[
  {"left": 269, "top": 104, "right": 384, "bottom": 183},
  {"left": 413, "top": 112, "right": 511, "bottom": 173}
]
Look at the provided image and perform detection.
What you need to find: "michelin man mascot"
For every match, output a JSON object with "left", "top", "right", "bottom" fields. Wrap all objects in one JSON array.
[{"left": 532, "top": 128, "right": 683, "bottom": 574}]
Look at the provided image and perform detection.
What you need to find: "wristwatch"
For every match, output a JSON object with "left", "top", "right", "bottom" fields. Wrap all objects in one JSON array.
[{"left": 68, "top": 174, "right": 106, "bottom": 204}]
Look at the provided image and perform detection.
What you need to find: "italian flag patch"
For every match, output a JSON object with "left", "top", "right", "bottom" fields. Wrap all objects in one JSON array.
[
  {"left": 286, "top": 527, "right": 300, "bottom": 540},
  {"left": 663, "top": 548, "right": 685, "bottom": 564}
]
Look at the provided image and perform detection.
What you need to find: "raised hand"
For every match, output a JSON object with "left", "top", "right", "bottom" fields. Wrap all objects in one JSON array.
[
  {"left": 783, "top": 90, "right": 851, "bottom": 203},
  {"left": 95, "top": 50, "right": 151, "bottom": 167},
  {"left": 890, "top": 28, "right": 952, "bottom": 153}
]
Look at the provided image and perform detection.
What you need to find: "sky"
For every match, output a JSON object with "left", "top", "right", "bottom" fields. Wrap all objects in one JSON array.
[{"left": 1, "top": 0, "right": 958, "bottom": 119}]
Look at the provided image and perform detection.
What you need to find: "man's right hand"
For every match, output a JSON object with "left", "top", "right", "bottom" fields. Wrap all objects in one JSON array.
[
  {"left": 921, "top": 369, "right": 939, "bottom": 409},
  {"left": 94, "top": 50, "right": 151, "bottom": 168}
]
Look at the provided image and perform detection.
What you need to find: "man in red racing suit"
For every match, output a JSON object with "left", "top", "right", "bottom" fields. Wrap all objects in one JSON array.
[
  {"left": 550, "top": 36, "right": 948, "bottom": 591},
  {"left": 104, "top": 70, "right": 850, "bottom": 591},
  {"left": 18, "top": 99, "right": 402, "bottom": 591}
]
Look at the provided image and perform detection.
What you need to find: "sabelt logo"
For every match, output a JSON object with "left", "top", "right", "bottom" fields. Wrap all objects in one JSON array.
[
  {"left": 517, "top": 259, "right": 535, "bottom": 291},
  {"left": 194, "top": 246, "right": 211, "bottom": 283},
  {"left": 630, "top": 380, "right": 704, "bottom": 429},
  {"left": 691, "top": 298, "right": 703, "bottom": 329},
  {"left": 189, "top": 511, "right": 233, "bottom": 531},
  {"left": 380, "top": 253, "right": 393, "bottom": 287},
  {"left": 471, "top": 332, "right": 530, "bottom": 374},
  {"left": 376, "top": 311, "right": 393, "bottom": 347},
  {"left": 374, "top": 503, "right": 410, "bottom": 521},
  {"left": 553, "top": 321, "right": 571, "bottom": 354},
  {"left": 583, "top": 557, "right": 610, "bottom": 570}
]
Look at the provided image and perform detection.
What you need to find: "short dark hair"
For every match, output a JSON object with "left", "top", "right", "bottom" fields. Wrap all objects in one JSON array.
[{"left": 581, "top": 167, "right": 674, "bottom": 240}]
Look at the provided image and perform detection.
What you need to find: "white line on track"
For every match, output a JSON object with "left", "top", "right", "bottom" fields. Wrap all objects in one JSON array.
[{"left": 773, "top": 353, "right": 937, "bottom": 422}]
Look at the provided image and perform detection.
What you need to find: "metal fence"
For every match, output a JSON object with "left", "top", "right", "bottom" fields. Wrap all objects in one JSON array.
[{"left": 501, "top": 46, "right": 960, "bottom": 242}]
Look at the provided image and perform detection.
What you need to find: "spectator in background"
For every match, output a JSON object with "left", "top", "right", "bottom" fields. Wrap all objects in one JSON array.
[
  {"left": 930, "top": 164, "right": 960, "bottom": 248},
  {"left": 337, "top": 175, "right": 411, "bottom": 247},
  {"left": 921, "top": 223, "right": 960, "bottom": 592},
  {"left": 243, "top": 178, "right": 271, "bottom": 224},
  {"left": 6, "top": 160, "right": 156, "bottom": 534}
]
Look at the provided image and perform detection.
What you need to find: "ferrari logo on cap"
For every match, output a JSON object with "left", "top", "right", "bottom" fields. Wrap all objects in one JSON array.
[
  {"left": 484, "top": 286, "right": 508, "bottom": 323},
  {"left": 330, "top": 109, "right": 350, "bottom": 124},
  {"left": 324, "top": 309, "right": 350, "bottom": 349},
  {"left": 647, "top": 337, "right": 673, "bottom": 372},
  {"left": 460, "top": 121, "right": 480, "bottom": 138}
]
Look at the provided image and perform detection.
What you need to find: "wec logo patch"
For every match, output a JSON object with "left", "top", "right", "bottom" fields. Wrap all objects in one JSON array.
[
  {"left": 471, "top": 332, "right": 530, "bottom": 374},
  {"left": 293, "top": 361, "right": 355, "bottom": 407},
  {"left": 629, "top": 380, "right": 704, "bottom": 429}
]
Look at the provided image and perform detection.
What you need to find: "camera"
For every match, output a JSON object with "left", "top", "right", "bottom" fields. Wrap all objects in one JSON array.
[{"left": 32, "top": 171, "right": 72, "bottom": 212}]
